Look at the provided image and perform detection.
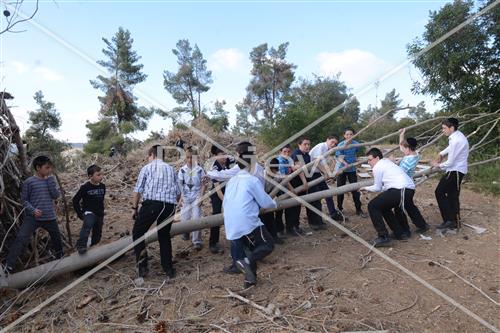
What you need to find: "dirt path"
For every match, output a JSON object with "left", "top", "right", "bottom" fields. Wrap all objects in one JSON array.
[{"left": 1, "top": 179, "right": 499, "bottom": 333}]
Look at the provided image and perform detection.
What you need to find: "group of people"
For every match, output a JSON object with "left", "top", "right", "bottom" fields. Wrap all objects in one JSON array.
[{"left": 2, "top": 118, "right": 469, "bottom": 289}]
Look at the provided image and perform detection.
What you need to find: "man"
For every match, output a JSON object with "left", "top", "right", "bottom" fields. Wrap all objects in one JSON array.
[
  {"left": 309, "top": 135, "right": 343, "bottom": 221},
  {"left": 335, "top": 128, "right": 367, "bottom": 218},
  {"left": 361, "top": 148, "right": 426, "bottom": 247},
  {"left": 223, "top": 142, "right": 276, "bottom": 288},
  {"left": 132, "top": 145, "right": 180, "bottom": 279},
  {"left": 431, "top": 118, "right": 469, "bottom": 230},
  {"left": 291, "top": 137, "right": 326, "bottom": 231}
]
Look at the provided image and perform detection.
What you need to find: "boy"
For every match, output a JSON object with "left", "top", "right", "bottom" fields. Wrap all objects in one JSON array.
[
  {"left": 361, "top": 148, "right": 422, "bottom": 247},
  {"left": 335, "top": 128, "right": 367, "bottom": 218},
  {"left": 3, "top": 155, "right": 63, "bottom": 274},
  {"left": 431, "top": 118, "right": 469, "bottom": 230},
  {"left": 208, "top": 145, "right": 231, "bottom": 254},
  {"left": 260, "top": 158, "right": 284, "bottom": 244},
  {"left": 223, "top": 142, "right": 276, "bottom": 288},
  {"left": 178, "top": 147, "right": 206, "bottom": 251},
  {"left": 73, "top": 164, "right": 106, "bottom": 254},
  {"left": 393, "top": 129, "right": 429, "bottom": 236}
]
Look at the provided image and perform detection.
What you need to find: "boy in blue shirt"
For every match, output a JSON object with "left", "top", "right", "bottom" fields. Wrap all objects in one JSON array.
[
  {"left": 335, "top": 128, "right": 367, "bottom": 218},
  {"left": 223, "top": 142, "right": 276, "bottom": 288}
]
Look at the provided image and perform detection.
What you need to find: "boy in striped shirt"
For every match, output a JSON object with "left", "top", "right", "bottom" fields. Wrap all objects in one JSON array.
[{"left": 3, "top": 156, "right": 63, "bottom": 274}]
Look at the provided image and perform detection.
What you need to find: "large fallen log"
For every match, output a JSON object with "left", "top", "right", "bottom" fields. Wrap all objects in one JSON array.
[{"left": 1, "top": 179, "right": 374, "bottom": 289}]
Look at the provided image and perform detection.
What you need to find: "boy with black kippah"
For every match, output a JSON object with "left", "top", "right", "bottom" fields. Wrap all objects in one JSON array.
[{"left": 73, "top": 164, "right": 106, "bottom": 254}]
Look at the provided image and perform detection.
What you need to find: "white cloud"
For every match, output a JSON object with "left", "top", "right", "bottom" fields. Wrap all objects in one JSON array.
[
  {"left": 316, "top": 49, "right": 390, "bottom": 89},
  {"left": 33, "top": 66, "right": 63, "bottom": 81},
  {"left": 209, "top": 48, "right": 244, "bottom": 71},
  {"left": 11, "top": 61, "right": 29, "bottom": 74}
]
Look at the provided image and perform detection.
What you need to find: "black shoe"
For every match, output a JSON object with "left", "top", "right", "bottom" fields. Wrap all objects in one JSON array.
[
  {"left": 437, "top": 220, "right": 457, "bottom": 230},
  {"left": 193, "top": 243, "right": 202, "bottom": 251},
  {"left": 331, "top": 212, "right": 344, "bottom": 222},
  {"left": 273, "top": 236, "right": 284, "bottom": 245},
  {"left": 276, "top": 231, "right": 287, "bottom": 239},
  {"left": 77, "top": 247, "right": 87, "bottom": 255},
  {"left": 373, "top": 235, "right": 392, "bottom": 247},
  {"left": 182, "top": 233, "right": 190, "bottom": 241},
  {"left": 138, "top": 265, "right": 149, "bottom": 278},
  {"left": 165, "top": 268, "right": 176, "bottom": 279},
  {"left": 391, "top": 231, "right": 410, "bottom": 240},
  {"left": 294, "top": 226, "right": 305, "bottom": 235},
  {"left": 416, "top": 224, "right": 430, "bottom": 233},
  {"left": 286, "top": 229, "right": 298, "bottom": 237},
  {"left": 236, "top": 259, "right": 256, "bottom": 288},
  {"left": 356, "top": 210, "right": 368, "bottom": 218},
  {"left": 223, "top": 263, "right": 241, "bottom": 275},
  {"left": 209, "top": 244, "right": 223, "bottom": 254}
]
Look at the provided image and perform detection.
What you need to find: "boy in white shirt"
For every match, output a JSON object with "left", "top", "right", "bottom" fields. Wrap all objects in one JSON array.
[
  {"left": 361, "top": 148, "right": 425, "bottom": 247},
  {"left": 431, "top": 118, "right": 469, "bottom": 230},
  {"left": 178, "top": 147, "right": 206, "bottom": 250},
  {"left": 223, "top": 142, "right": 277, "bottom": 288}
]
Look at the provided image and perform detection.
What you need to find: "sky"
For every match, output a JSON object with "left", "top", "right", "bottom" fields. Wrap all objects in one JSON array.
[{"left": 1, "top": 0, "right": 451, "bottom": 143}]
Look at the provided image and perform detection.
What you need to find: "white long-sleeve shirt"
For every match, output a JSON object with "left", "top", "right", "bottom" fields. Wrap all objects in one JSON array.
[
  {"left": 439, "top": 130, "right": 469, "bottom": 174},
  {"left": 364, "top": 159, "right": 415, "bottom": 192},
  {"left": 207, "top": 163, "right": 265, "bottom": 188},
  {"left": 223, "top": 170, "right": 277, "bottom": 240}
]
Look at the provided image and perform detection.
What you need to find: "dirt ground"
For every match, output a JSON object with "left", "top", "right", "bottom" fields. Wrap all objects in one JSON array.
[{"left": 1, "top": 165, "right": 499, "bottom": 333}]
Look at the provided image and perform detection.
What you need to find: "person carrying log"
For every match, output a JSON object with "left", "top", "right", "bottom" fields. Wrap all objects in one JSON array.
[
  {"left": 223, "top": 142, "right": 276, "bottom": 288},
  {"left": 178, "top": 146, "right": 206, "bottom": 251},
  {"left": 392, "top": 129, "right": 430, "bottom": 237},
  {"left": 2, "top": 155, "right": 63, "bottom": 275},
  {"left": 431, "top": 118, "right": 469, "bottom": 231},
  {"left": 309, "top": 134, "right": 344, "bottom": 222},
  {"left": 335, "top": 127, "right": 368, "bottom": 219},
  {"left": 361, "top": 148, "right": 424, "bottom": 247},
  {"left": 131, "top": 145, "right": 180, "bottom": 279},
  {"left": 72, "top": 164, "right": 106, "bottom": 255},
  {"left": 291, "top": 137, "right": 327, "bottom": 231}
]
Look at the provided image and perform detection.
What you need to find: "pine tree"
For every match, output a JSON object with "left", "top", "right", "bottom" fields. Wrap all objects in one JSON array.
[{"left": 86, "top": 27, "right": 152, "bottom": 154}]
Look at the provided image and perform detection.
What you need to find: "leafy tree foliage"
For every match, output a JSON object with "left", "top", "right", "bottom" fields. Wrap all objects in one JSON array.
[
  {"left": 163, "top": 39, "right": 213, "bottom": 119},
  {"left": 86, "top": 27, "right": 151, "bottom": 154}
]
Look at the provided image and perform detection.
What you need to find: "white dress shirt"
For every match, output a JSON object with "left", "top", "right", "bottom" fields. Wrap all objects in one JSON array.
[
  {"left": 207, "top": 163, "right": 265, "bottom": 188},
  {"left": 439, "top": 130, "right": 469, "bottom": 174},
  {"left": 364, "top": 159, "right": 415, "bottom": 192},
  {"left": 309, "top": 142, "right": 330, "bottom": 173},
  {"left": 223, "top": 170, "right": 277, "bottom": 240}
]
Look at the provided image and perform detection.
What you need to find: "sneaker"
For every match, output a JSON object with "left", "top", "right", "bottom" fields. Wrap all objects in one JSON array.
[
  {"left": 236, "top": 259, "right": 256, "bottom": 288},
  {"left": 165, "top": 267, "right": 176, "bottom": 279},
  {"left": 223, "top": 263, "right": 241, "bottom": 275},
  {"left": 138, "top": 265, "right": 149, "bottom": 278},
  {"left": 373, "top": 235, "right": 392, "bottom": 247},
  {"left": 276, "top": 231, "right": 287, "bottom": 239},
  {"left": 77, "top": 247, "right": 87, "bottom": 255},
  {"left": 286, "top": 229, "right": 298, "bottom": 237},
  {"left": 437, "top": 220, "right": 457, "bottom": 230},
  {"left": 182, "top": 233, "right": 190, "bottom": 241},
  {"left": 209, "top": 244, "right": 223, "bottom": 254},
  {"left": 416, "top": 224, "right": 430, "bottom": 234},
  {"left": 356, "top": 210, "right": 368, "bottom": 218}
]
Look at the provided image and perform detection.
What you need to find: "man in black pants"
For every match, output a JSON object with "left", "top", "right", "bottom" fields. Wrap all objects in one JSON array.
[
  {"left": 361, "top": 148, "right": 426, "bottom": 247},
  {"left": 431, "top": 118, "right": 469, "bottom": 230},
  {"left": 208, "top": 145, "right": 231, "bottom": 254},
  {"left": 132, "top": 145, "right": 180, "bottom": 279}
]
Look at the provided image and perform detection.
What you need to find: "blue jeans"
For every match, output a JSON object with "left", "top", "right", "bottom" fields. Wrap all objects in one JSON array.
[{"left": 76, "top": 213, "right": 104, "bottom": 249}]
